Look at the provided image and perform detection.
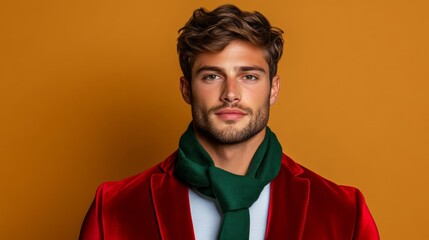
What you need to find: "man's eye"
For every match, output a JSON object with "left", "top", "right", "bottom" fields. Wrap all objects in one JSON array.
[
  {"left": 203, "top": 74, "right": 219, "bottom": 80},
  {"left": 243, "top": 75, "right": 258, "bottom": 81}
]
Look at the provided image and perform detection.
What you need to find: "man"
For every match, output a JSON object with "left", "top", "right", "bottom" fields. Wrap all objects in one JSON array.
[{"left": 79, "top": 4, "right": 379, "bottom": 240}]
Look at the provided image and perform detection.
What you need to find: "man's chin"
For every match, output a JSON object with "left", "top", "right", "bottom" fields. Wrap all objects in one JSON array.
[
  {"left": 213, "top": 121, "right": 246, "bottom": 132},
  {"left": 210, "top": 126, "right": 251, "bottom": 142}
]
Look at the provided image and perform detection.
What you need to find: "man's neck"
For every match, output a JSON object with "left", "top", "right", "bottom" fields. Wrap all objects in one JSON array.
[{"left": 194, "top": 127, "right": 266, "bottom": 176}]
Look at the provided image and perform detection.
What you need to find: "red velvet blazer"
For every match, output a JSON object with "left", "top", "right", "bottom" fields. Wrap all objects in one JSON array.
[{"left": 79, "top": 153, "right": 379, "bottom": 240}]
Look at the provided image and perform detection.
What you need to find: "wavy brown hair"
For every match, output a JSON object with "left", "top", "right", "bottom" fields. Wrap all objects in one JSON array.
[{"left": 177, "top": 4, "right": 284, "bottom": 82}]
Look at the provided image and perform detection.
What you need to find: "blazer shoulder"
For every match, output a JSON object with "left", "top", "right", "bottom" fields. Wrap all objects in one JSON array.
[
  {"left": 301, "top": 164, "right": 359, "bottom": 200},
  {"left": 282, "top": 154, "right": 361, "bottom": 204},
  {"left": 98, "top": 151, "right": 178, "bottom": 200},
  {"left": 281, "top": 155, "right": 379, "bottom": 239},
  {"left": 80, "top": 152, "right": 178, "bottom": 240}
]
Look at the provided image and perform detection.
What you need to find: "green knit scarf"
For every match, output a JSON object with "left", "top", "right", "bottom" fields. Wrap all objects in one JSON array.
[{"left": 174, "top": 123, "right": 282, "bottom": 240}]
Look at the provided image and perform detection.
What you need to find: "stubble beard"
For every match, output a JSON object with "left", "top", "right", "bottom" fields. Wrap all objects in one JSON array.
[{"left": 191, "top": 101, "right": 270, "bottom": 145}]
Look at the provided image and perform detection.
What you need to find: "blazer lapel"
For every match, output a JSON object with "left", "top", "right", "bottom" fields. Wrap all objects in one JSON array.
[
  {"left": 265, "top": 155, "right": 310, "bottom": 240},
  {"left": 150, "top": 172, "right": 195, "bottom": 240}
]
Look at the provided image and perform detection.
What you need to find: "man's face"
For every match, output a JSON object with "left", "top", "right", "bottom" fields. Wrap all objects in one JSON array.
[{"left": 180, "top": 40, "right": 280, "bottom": 144}]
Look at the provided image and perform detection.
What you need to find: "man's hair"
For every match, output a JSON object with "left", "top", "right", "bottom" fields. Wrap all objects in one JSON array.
[{"left": 177, "top": 4, "right": 284, "bottom": 82}]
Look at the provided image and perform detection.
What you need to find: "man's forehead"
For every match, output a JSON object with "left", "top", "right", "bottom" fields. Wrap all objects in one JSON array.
[{"left": 191, "top": 41, "right": 269, "bottom": 73}]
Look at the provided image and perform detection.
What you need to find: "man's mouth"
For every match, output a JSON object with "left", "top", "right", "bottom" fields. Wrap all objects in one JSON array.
[{"left": 214, "top": 109, "right": 247, "bottom": 121}]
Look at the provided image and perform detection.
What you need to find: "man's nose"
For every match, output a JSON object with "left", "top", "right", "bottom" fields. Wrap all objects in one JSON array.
[{"left": 220, "top": 77, "right": 241, "bottom": 104}]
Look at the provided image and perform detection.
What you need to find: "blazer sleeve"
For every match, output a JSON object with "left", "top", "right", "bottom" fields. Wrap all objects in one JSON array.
[
  {"left": 79, "top": 184, "right": 105, "bottom": 240},
  {"left": 353, "top": 189, "right": 380, "bottom": 240}
]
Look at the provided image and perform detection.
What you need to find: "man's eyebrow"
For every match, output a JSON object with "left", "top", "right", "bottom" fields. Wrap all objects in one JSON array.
[
  {"left": 195, "top": 66, "right": 224, "bottom": 75},
  {"left": 195, "top": 65, "right": 267, "bottom": 75},
  {"left": 236, "top": 66, "right": 267, "bottom": 74}
]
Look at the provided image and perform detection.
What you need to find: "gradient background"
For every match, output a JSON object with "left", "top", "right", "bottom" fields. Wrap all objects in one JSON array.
[{"left": 1, "top": 0, "right": 428, "bottom": 239}]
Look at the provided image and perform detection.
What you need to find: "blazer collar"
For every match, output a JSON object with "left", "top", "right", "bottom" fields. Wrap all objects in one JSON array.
[
  {"left": 151, "top": 152, "right": 195, "bottom": 240},
  {"left": 265, "top": 154, "right": 310, "bottom": 240}
]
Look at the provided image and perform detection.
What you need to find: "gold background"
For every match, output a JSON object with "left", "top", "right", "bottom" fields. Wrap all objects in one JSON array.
[{"left": 1, "top": 0, "right": 428, "bottom": 239}]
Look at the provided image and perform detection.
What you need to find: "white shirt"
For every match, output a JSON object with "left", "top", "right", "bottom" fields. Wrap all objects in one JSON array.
[{"left": 189, "top": 183, "right": 270, "bottom": 240}]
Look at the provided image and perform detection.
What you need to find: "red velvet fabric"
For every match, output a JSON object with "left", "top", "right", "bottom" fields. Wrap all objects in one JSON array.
[{"left": 79, "top": 152, "right": 379, "bottom": 240}]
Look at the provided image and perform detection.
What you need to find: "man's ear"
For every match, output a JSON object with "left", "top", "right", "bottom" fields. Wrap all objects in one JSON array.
[
  {"left": 269, "top": 75, "right": 280, "bottom": 106},
  {"left": 180, "top": 76, "right": 192, "bottom": 104}
]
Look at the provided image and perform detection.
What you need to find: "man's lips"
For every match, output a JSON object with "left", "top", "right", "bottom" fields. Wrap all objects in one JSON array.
[{"left": 214, "top": 109, "right": 247, "bottom": 121}]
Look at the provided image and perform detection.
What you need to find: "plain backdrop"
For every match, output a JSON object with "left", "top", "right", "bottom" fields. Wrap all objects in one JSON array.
[{"left": 1, "top": 0, "right": 428, "bottom": 239}]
